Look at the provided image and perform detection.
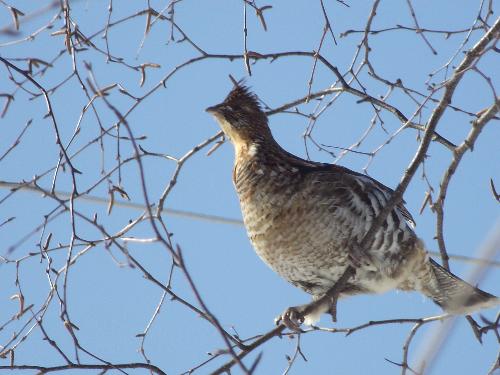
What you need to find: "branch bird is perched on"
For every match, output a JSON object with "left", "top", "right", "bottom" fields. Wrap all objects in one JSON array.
[{"left": 206, "top": 82, "right": 499, "bottom": 330}]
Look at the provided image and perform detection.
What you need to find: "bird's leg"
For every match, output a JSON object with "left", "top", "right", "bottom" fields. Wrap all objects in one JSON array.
[
  {"left": 319, "top": 265, "right": 356, "bottom": 322},
  {"left": 275, "top": 266, "right": 356, "bottom": 329}
]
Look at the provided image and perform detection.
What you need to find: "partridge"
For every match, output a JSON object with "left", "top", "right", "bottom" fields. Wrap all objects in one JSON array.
[{"left": 206, "top": 82, "right": 498, "bottom": 327}]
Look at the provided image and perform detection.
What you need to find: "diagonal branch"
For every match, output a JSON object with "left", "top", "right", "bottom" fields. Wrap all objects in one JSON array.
[
  {"left": 358, "top": 16, "right": 500, "bottom": 255},
  {"left": 434, "top": 97, "right": 500, "bottom": 268}
]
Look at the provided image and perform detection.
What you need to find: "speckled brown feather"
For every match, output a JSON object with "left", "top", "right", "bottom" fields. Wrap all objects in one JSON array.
[{"left": 207, "top": 83, "right": 499, "bottom": 314}]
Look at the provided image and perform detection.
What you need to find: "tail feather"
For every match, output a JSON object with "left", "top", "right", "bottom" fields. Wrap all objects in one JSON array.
[{"left": 424, "top": 259, "right": 499, "bottom": 314}]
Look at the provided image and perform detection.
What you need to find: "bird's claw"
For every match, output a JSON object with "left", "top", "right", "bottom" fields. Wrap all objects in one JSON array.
[{"left": 275, "top": 306, "right": 305, "bottom": 332}]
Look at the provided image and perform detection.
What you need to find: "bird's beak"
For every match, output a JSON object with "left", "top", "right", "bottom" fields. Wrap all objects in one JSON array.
[{"left": 205, "top": 104, "right": 220, "bottom": 114}]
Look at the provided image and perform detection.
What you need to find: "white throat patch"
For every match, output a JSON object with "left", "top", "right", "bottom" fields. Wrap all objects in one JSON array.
[{"left": 248, "top": 143, "right": 259, "bottom": 157}]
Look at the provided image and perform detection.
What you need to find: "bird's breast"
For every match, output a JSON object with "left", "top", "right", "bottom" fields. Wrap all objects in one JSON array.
[{"left": 234, "top": 163, "right": 353, "bottom": 291}]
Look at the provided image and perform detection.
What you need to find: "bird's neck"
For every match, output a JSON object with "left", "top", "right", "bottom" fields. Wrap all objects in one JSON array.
[
  {"left": 232, "top": 135, "right": 301, "bottom": 196},
  {"left": 233, "top": 136, "right": 282, "bottom": 164}
]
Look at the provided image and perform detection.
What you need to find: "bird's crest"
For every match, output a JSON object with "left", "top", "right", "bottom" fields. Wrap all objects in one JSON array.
[{"left": 221, "top": 80, "right": 263, "bottom": 114}]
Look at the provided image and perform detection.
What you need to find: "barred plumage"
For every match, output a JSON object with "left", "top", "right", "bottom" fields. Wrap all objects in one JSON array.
[{"left": 206, "top": 83, "right": 499, "bottom": 324}]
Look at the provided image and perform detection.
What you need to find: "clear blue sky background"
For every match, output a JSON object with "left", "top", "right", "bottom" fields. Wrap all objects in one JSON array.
[{"left": 0, "top": 1, "right": 499, "bottom": 374}]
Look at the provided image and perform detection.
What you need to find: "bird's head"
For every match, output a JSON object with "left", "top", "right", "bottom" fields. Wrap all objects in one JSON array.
[{"left": 206, "top": 83, "right": 272, "bottom": 151}]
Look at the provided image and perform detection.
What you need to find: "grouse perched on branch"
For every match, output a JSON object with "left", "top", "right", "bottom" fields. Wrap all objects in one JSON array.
[{"left": 206, "top": 82, "right": 498, "bottom": 328}]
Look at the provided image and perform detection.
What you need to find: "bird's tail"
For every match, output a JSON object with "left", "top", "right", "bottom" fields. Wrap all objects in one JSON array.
[{"left": 422, "top": 258, "right": 499, "bottom": 314}]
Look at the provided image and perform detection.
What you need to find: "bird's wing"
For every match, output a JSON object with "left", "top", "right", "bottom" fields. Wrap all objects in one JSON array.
[
  {"left": 348, "top": 172, "right": 416, "bottom": 229},
  {"left": 291, "top": 157, "right": 416, "bottom": 229}
]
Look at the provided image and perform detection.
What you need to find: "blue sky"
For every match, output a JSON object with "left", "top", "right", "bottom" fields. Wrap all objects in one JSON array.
[{"left": 0, "top": 1, "right": 499, "bottom": 374}]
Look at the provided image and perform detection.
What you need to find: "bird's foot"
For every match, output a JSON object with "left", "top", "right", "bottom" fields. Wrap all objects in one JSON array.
[
  {"left": 275, "top": 305, "right": 306, "bottom": 332},
  {"left": 275, "top": 298, "right": 330, "bottom": 331},
  {"left": 275, "top": 267, "right": 357, "bottom": 330}
]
